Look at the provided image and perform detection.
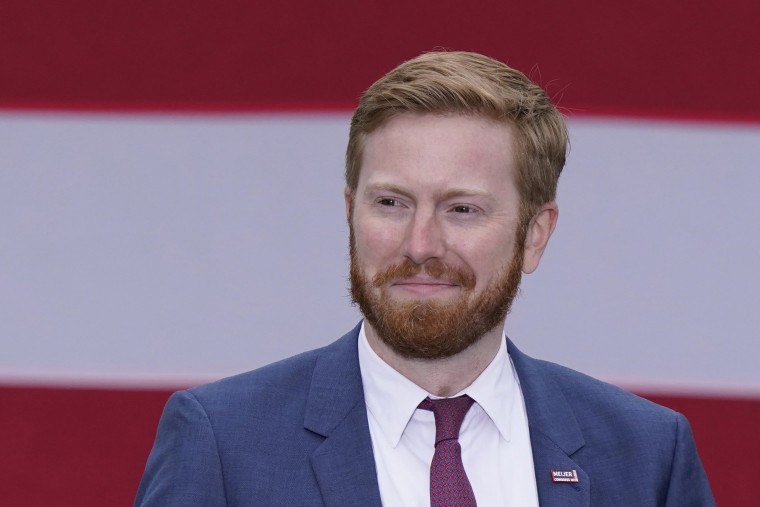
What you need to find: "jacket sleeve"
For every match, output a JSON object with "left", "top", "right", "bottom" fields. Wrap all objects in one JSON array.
[
  {"left": 664, "top": 413, "right": 716, "bottom": 507},
  {"left": 134, "top": 390, "right": 227, "bottom": 506}
]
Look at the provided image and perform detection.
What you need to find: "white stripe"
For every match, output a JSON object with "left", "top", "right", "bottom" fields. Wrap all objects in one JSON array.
[{"left": 2, "top": 112, "right": 759, "bottom": 392}]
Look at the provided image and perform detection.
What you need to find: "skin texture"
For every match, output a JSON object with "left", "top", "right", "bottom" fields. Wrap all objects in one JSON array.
[{"left": 346, "top": 113, "right": 558, "bottom": 396}]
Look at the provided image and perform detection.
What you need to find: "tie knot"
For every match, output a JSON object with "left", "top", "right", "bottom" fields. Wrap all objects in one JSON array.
[{"left": 418, "top": 395, "right": 475, "bottom": 444}]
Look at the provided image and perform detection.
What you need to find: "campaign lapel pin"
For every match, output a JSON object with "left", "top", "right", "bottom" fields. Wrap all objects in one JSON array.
[{"left": 551, "top": 469, "right": 579, "bottom": 483}]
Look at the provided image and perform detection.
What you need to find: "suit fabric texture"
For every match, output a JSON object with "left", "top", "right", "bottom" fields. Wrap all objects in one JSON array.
[{"left": 135, "top": 323, "right": 715, "bottom": 506}]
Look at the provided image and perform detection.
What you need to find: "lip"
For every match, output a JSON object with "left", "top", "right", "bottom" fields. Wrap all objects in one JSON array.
[{"left": 390, "top": 277, "right": 459, "bottom": 296}]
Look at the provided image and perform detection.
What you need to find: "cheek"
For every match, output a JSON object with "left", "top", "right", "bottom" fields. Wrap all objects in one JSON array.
[
  {"left": 452, "top": 234, "right": 517, "bottom": 282},
  {"left": 353, "top": 219, "right": 404, "bottom": 266}
]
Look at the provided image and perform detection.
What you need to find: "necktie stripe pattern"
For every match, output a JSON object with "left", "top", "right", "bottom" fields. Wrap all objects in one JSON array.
[{"left": 418, "top": 395, "right": 477, "bottom": 506}]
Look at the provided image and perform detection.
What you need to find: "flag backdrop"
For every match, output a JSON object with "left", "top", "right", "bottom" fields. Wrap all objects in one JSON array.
[{"left": 2, "top": 1, "right": 759, "bottom": 505}]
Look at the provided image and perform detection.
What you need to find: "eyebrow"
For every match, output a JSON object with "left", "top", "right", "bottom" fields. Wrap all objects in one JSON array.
[
  {"left": 436, "top": 188, "right": 491, "bottom": 201},
  {"left": 363, "top": 183, "right": 412, "bottom": 198},
  {"left": 363, "top": 182, "right": 491, "bottom": 201}
]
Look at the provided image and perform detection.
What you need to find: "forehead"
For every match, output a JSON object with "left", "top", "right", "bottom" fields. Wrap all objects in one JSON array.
[{"left": 359, "top": 113, "right": 517, "bottom": 193}]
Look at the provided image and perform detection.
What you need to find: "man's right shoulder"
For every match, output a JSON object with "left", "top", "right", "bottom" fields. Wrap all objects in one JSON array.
[
  {"left": 179, "top": 324, "right": 362, "bottom": 416},
  {"left": 134, "top": 325, "right": 366, "bottom": 506}
]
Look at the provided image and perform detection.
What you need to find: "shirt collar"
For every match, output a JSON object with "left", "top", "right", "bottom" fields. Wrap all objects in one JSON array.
[{"left": 357, "top": 321, "right": 518, "bottom": 447}]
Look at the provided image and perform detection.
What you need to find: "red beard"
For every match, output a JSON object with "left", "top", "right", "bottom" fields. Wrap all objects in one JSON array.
[{"left": 349, "top": 228, "right": 525, "bottom": 359}]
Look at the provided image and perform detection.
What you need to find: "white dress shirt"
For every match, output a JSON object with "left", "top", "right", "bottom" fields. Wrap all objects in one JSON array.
[{"left": 358, "top": 323, "right": 539, "bottom": 507}]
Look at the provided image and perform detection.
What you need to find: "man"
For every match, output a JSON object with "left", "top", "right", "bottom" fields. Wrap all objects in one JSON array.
[{"left": 135, "top": 51, "right": 714, "bottom": 506}]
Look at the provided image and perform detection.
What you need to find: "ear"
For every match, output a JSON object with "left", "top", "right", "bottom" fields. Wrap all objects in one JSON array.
[
  {"left": 344, "top": 186, "right": 353, "bottom": 223},
  {"left": 522, "top": 201, "right": 558, "bottom": 274}
]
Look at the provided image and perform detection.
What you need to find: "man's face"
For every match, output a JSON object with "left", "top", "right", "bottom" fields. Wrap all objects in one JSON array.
[{"left": 347, "top": 113, "right": 528, "bottom": 359}]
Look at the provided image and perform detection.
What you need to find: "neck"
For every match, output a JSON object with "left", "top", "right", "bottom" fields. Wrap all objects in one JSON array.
[{"left": 364, "top": 322, "right": 504, "bottom": 397}]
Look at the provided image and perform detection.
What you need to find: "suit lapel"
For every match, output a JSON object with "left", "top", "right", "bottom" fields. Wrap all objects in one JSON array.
[
  {"left": 304, "top": 324, "right": 383, "bottom": 507},
  {"left": 529, "top": 430, "right": 590, "bottom": 506},
  {"left": 301, "top": 329, "right": 592, "bottom": 506},
  {"left": 508, "top": 338, "right": 591, "bottom": 506}
]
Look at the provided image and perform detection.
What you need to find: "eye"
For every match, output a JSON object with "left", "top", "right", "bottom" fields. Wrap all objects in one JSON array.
[
  {"left": 378, "top": 198, "right": 400, "bottom": 207},
  {"left": 452, "top": 205, "right": 477, "bottom": 214}
]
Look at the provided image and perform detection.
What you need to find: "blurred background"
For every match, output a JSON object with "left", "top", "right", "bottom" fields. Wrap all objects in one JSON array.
[{"left": 1, "top": 1, "right": 758, "bottom": 504}]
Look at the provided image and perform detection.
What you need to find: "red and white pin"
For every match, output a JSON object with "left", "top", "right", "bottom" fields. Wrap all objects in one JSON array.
[{"left": 551, "top": 469, "right": 579, "bottom": 483}]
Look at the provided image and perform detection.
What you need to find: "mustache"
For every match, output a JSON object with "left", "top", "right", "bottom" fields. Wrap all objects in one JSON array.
[{"left": 371, "top": 258, "right": 476, "bottom": 290}]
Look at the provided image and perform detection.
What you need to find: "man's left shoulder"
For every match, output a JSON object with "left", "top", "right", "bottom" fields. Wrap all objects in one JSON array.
[
  {"left": 508, "top": 338, "right": 692, "bottom": 454},
  {"left": 510, "top": 339, "right": 679, "bottom": 426},
  {"left": 536, "top": 356, "right": 679, "bottom": 423},
  {"left": 509, "top": 341, "right": 715, "bottom": 505}
]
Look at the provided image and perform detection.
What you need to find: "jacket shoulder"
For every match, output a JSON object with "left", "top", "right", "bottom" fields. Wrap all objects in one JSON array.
[
  {"left": 533, "top": 356, "right": 679, "bottom": 421},
  {"left": 509, "top": 341, "right": 714, "bottom": 505},
  {"left": 188, "top": 345, "right": 325, "bottom": 412},
  {"left": 135, "top": 326, "right": 365, "bottom": 506}
]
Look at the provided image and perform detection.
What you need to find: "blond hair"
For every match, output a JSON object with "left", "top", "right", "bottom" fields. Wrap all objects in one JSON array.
[{"left": 346, "top": 51, "right": 568, "bottom": 220}]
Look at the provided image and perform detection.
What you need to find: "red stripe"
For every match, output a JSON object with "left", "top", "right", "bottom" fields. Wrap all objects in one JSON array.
[
  {"left": 2, "top": 1, "right": 759, "bottom": 121},
  {"left": 0, "top": 386, "right": 174, "bottom": 506},
  {"left": 641, "top": 393, "right": 758, "bottom": 506},
  {"left": 1, "top": 385, "right": 756, "bottom": 505}
]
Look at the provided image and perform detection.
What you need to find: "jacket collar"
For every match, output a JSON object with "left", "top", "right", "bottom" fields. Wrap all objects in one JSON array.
[
  {"left": 508, "top": 338, "right": 591, "bottom": 506},
  {"left": 304, "top": 323, "right": 383, "bottom": 507},
  {"left": 303, "top": 324, "right": 591, "bottom": 506}
]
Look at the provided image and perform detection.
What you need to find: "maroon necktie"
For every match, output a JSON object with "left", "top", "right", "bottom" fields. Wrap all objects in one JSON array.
[{"left": 418, "top": 395, "right": 477, "bottom": 506}]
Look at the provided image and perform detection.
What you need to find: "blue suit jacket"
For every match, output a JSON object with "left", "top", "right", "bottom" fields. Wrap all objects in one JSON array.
[{"left": 135, "top": 324, "right": 714, "bottom": 506}]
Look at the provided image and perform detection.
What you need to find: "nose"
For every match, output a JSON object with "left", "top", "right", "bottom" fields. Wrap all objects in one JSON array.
[{"left": 402, "top": 209, "right": 446, "bottom": 264}]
